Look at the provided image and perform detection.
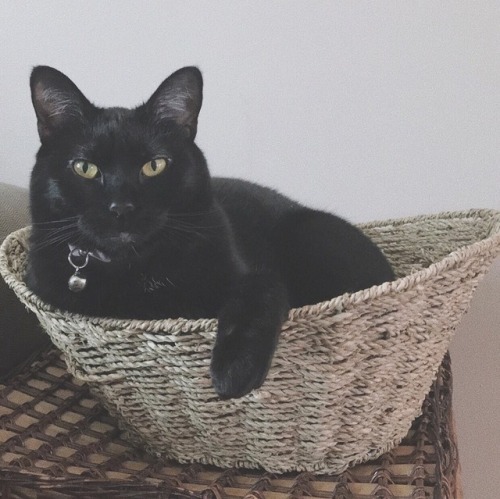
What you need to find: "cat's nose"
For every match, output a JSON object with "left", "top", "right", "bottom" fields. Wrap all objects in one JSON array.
[{"left": 109, "top": 202, "right": 135, "bottom": 217}]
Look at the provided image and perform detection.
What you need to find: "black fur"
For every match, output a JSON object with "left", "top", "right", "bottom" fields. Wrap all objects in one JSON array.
[{"left": 27, "top": 66, "right": 395, "bottom": 399}]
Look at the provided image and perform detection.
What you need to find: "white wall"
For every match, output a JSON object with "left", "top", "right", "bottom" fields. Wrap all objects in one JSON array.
[
  {"left": 1, "top": 1, "right": 498, "bottom": 221},
  {"left": 1, "top": 2, "right": 499, "bottom": 495}
]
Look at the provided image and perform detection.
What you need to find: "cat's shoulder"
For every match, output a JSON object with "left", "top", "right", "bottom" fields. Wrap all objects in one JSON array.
[{"left": 211, "top": 177, "right": 300, "bottom": 213}]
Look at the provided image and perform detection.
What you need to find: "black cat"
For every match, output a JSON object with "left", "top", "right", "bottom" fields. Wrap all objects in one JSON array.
[{"left": 27, "top": 66, "right": 395, "bottom": 399}]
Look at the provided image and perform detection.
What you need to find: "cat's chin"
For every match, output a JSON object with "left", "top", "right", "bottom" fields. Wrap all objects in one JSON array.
[
  {"left": 96, "top": 233, "right": 143, "bottom": 260},
  {"left": 114, "top": 232, "right": 136, "bottom": 245}
]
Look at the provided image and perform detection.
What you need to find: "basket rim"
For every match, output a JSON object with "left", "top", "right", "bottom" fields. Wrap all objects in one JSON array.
[{"left": 1, "top": 208, "right": 499, "bottom": 331}]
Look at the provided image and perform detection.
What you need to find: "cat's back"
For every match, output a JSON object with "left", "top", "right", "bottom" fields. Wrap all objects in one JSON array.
[{"left": 212, "top": 177, "right": 300, "bottom": 230}]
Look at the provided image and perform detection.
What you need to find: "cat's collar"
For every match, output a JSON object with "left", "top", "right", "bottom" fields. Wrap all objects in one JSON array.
[
  {"left": 68, "top": 244, "right": 112, "bottom": 264},
  {"left": 67, "top": 244, "right": 111, "bottom": 293}
]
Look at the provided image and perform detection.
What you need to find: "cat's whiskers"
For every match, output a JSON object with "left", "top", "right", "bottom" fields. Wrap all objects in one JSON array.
[
  {"left": 31, "top": 216, "right": 80, "bottom": 227},
  {"left": 130, "top": 244, "right": 141, "bottom": 259},
  {"left": 169, "top": 220, "right": 224, "bottom": 231},
  {"left": 166, "top": 215, "right": 224, "bottom": 234},
  {"left": 165, "top": 208, "right": 219, "bottom": 219},
  {"left": 159, "top": 226, "right": 195, "bottom": 247},
  {"left": 38, "top": 224, "right": 78, "bottom": 238},
  {"left": 161, "top": 222, "right": 215, "bottom": 245},
  {"left": 32, "top": 220, "right": 80, "bottom": 252},
  {"left": 155, "top": 212, "right": 218, "bottom": 247}
]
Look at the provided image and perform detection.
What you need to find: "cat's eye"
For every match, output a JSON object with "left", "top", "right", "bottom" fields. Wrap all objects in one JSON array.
[
  {"left": 141, "top": 158, "right": 168, "bottom": 177},
  {"left": 72, "top": 160, "right": 100, "bottom": 179}
]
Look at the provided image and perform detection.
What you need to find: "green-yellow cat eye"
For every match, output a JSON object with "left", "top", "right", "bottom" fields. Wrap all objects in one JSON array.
[
  {"left": 141, "top": 158, "right": 168, "bottom": 177},
  {"left": 72, "top": 160, "right": 100, "bottom": 179}
]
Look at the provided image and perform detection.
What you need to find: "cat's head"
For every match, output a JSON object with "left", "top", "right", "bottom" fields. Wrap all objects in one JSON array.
[{"left": 29, "top": 66, "right": 211, "bottom": 259}]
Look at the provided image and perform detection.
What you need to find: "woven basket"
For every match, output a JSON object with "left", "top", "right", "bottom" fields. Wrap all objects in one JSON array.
[
  {"left": 0, "top": 350, "right": 461, "bottom": 498},
  {"left": 1, "top": 209, "right": 499, "bottom": 475}
]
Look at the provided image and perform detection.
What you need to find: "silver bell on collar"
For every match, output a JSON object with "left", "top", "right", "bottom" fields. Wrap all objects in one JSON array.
[
  {"left": 68, "top": 272, "right": 87, "bottom": 292},
  {"left": 67, "top": 248, "right": 90, "bottom": 293}
]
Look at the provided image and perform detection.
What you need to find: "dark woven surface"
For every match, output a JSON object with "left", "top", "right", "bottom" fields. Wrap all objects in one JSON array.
[{"left": 0, "top": 349, "right": 460, "bottom": 498}]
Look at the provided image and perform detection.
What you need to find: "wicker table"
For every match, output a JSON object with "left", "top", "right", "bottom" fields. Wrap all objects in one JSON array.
[{"left": 0, "top": 350, "right": 462, "bottom": 499}]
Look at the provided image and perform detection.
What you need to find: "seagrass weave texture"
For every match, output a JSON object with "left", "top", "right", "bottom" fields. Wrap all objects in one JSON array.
[
  {"left": 0, "top": 350, "right": 461, "bottom": 498},
  {"left": 0, "top": 209, "right": 499, "bottom": 475}
]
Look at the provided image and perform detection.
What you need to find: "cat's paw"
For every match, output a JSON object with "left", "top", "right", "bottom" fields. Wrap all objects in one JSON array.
[
  {"left": 211, "top": 272, "right": 287, "bottom": 399},
  {"left": 210, "top": 330, "right": 275, "bottom": 399}
]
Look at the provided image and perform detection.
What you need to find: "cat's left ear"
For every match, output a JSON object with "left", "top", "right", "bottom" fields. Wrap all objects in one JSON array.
[
  {"left": 145, "top": 66, "right": 203, "bottom": 140},
  {"left": 30, "top": 66, "right": 94, "bottom": 143}
]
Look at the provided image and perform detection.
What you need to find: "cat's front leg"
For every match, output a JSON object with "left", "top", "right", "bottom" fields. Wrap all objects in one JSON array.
[{"left": 211, "top": 271, "right": 289, "bottom": 399}]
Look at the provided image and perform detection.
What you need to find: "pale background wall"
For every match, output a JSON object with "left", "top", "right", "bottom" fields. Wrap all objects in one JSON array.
[{"left": 1, "top": 1, "right": 499, "bottom": 496}]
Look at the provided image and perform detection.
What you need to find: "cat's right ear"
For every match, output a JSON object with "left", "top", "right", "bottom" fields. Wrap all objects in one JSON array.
[
  {"left": 30, "top": 66, "right": 94, "bottom": 143},
  {"left": 144, "top": 66, "right": 203, "bottom": 140}
]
